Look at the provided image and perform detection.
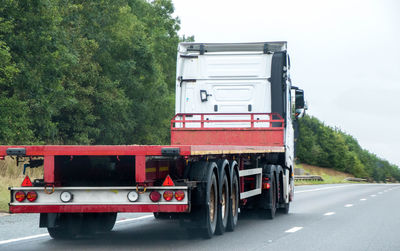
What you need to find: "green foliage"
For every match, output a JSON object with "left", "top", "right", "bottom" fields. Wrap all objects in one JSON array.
[
  {"left": 0, "top": 0, "right": 180, "bottom": 145},
  {"left": 297, "top": 115, "right": 400, "bottom": 182}
]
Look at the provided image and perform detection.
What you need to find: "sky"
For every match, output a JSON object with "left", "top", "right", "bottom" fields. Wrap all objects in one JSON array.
[{"left": 172, "top": 0, "right": 400, "bottom": 167}]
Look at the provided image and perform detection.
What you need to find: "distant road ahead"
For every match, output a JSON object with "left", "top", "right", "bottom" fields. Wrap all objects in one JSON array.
[{"left": 1, "top": 183, "right": 400, "bottom": 251}]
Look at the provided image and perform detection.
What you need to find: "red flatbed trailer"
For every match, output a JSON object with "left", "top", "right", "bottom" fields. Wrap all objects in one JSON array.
[{"left": 2, "top": 42, "right": 306, "bottom": 239}]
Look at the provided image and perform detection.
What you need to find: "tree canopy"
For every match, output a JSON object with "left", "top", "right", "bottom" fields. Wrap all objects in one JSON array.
[
  {"left": 0, "top": 0, "right": 180, "bottom": 145},
  {"left": 297, "top": 115, "right": 400, "bottom": 182}
]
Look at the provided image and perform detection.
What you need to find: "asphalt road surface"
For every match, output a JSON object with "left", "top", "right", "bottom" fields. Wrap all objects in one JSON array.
[{"left": 1, "top": 183, "right": 399, "bottom": 251}]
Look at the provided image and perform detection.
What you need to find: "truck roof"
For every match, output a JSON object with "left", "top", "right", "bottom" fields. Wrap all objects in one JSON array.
[{"left": 178, "top": 41, "right": 287, "bottom": 54}]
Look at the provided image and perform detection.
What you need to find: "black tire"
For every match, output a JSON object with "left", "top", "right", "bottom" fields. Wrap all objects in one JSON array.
[
  {"left": 185, "top": 161, "right": 218, "bottom": 239},
  {"left": 280, "top": 202, "right": 290, "bottom": 214},
  {"left": 48, "top": 227, "right": 74, "bottom": 239},
  {"left": 215, "top": 169, "right": 229, "bottom": 235},
  {"left": 200, "top": 167, "right": 218, "bottom": 238},
  {"left": 99, "top": 213, "right": 117, "bottom": 232},
  {"left": 81, "top": 213, "right": 117, "bottom": 235},
  {"left": 264, "top": 177, "right": 277, "bottom": 220},
  {"left": 226, "top": 171, "right": 239, "bottom": 232},
  {"left": 47, "top": 213, "right": 81, "bottom": 239}
]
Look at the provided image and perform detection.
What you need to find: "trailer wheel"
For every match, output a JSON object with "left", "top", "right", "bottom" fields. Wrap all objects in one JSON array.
[
  {"left": 216, "top": 168, "right": 229, "bottom": 235},
  {"left": 81, "top": 213, "right": 117, "bottom": 234},
  {"left": 47, "top": 213, "right": 81, "bottom": 239},
  {"left": 201, "top": 167, "right": 218, "bottom": 238},
  {"left": 264, "top": 176, "right": 277, "bottom": 219},
  {"left": 227, "top": 171, "right": 239, "bottom": 231}
]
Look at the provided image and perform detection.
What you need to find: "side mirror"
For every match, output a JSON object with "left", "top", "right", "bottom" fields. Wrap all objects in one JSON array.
[
  {"left": 295, "top": 89, "right": 307, "bottom": 119},
  {"left": 295, "top": 89, "right": 305, "bottom": 109}
]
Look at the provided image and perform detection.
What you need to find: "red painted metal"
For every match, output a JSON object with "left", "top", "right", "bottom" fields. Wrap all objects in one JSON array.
[
  {"left": 44, "top": 155, "right": 55, "bottom": 184},
  {"left": 0, "top": 145, "right": 192, "bottom": 157},
  {"left": 171, "top": 113, "right": 284, "bottom": 146},
  {"left": 9, "top": 204, "right": 189, "bottom": 213},
  {"left": 135, "top": 155, "right": 146, "bottom": 183}
]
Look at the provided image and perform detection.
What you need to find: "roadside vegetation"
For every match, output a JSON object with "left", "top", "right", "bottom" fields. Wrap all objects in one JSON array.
[
  {"left": 0, "top": 157, "right": 42, "bottom": 212},
  {"left": 294, "top": 163, "right": 359, "bottom": 186},
  {"left": 297, "top": 115, "right": 400, "bottom": 182},
  {"left": 0, "top": 0, "right": 398, "bottom": 211}
]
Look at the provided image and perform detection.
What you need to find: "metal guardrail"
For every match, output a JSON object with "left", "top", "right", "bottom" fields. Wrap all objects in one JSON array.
[
  {"left": 344, "top": 177, "right": 367, "bottom": 182},
  {"left": 294, "top": 175, "right": 323, "bottom": 181}
]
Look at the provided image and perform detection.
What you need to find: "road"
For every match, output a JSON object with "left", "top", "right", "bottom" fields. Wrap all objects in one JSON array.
[{"left": 1, "top": 183, "right": 399, "bottom": 251}]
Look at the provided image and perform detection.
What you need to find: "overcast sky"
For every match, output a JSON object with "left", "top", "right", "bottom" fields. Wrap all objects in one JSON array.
[{"left": 172, "top": 0, "right": 400, "bottom": 167}]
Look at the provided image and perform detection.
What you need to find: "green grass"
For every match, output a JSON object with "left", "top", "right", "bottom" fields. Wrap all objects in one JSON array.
[
  {"left": 294, "top": 163, "right": 360, "bottom": 186},
  {"left": 0, "top": 157, "right": 43, "bottom": 212}
]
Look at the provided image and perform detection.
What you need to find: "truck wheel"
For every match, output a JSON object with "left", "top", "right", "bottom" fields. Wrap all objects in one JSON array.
[
  {"left": 201, "top": 167, "right": 218, "bottom": 238},
  {"left": 215, "top": 169, "right": 229, "bottom": 235},
  {"left": 280, "top": 202, "right": 290, "bottom": 214},
  {"left": 98, "top": 213, "right": 117, "bottom": 232},
  {"left": 81, "top": 213, "right": 117, "bottom": 234},
  {"left": 264, "top": 177, "right": 277, "bottom": 219},
  {"left": 47, "top": 213, "right": 81, "bottom": 239},
  {"left": 226, "top": 171, "right": 239, "bottom": 231},
  {"left": 186, "top": 161, "right": 218, "bottom": 238},
  {"left": 267, "top": 178, "right": 277, "bottom": 219}
]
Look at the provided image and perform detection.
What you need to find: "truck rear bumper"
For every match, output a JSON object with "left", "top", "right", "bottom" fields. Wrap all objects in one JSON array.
[
  {"left": 10, "top": 204, "right": 189, "bottom": 213},
  {"left": 9, "top": 186, "right": 189, "bottom": 214}
]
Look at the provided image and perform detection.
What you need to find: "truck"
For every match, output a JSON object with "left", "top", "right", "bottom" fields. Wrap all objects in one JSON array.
[{"left": 0, "top": 42, "right": 306, "bottom": 239}]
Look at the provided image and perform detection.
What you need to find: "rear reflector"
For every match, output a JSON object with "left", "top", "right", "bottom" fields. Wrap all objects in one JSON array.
[
  {"left": 163, "top": 190, "right": 173, "bottom": 201},
  {"left": 149, "top": 191, "right": 161, "bottom": 202},
  {"left": 15, "top": 191, "right": 26, "bottom": 202},
  {"left": 174, "top": 190, "right": 185, "bottom": 201},
  {"left": 26, "top": 191, "right": 38, "bottom": 202},
  {"left": 21, "top": 176, "right": 33, "bottom": 187},
  {"left": 162, "top": 175, "right": 175, "bottom": 186}
]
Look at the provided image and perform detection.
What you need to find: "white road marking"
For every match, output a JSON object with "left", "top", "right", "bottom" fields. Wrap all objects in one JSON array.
[
  {"left": 360, "top": 198, "right": 367, "bottom": 201},
  {"left": 344, "top": 204, "right": 353, "bottom": 207},
  {"left": 295, "top": 185, "right": 357, "bottom": 194},
  {"left": 285, "top": 227, "right": 303, "bottom": 233},
  {"left": 0, "top": 215, "right": 154, "bottom": 245},
  {"left": 371, "top": 194, "right": 376, "bottom": 197},
  {"left": 0, "top": 234, "right": 49, "bottom": 245},
  {"left": 324, "top": 212, "right": 335, "bottom": 216},
  {"left": 115, "top": 215, "right": 154, "bottom": 224},
  {"left": 378, "top": 192, "right": 383, "bottom": 194}
]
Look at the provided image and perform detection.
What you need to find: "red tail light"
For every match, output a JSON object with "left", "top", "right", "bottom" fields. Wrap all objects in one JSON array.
[
  {"left": 163, "top": 190, "right": 173, "bottom": 201},
  {"left": 26, "top": 191, "right": 38, "bottom": 202},
  {"left": 149, "top": 191, "right": 161, "bottom": 202},
  {"left": 15, "top": 191, "right": 26, "bottom": 202},
  {"left": 174, "top": 190, "right": 185, "bottom": 201}
]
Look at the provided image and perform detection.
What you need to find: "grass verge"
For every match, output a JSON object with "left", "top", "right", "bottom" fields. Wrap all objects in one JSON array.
[
  {"left": 0, "top": 157, "right": 43, "bottom": 212},
  {"left": 295, "top": 163, "right": 358, "bottom": 186}
]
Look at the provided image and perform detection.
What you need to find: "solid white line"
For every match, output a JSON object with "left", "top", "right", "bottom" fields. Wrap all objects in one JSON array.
[
  {"left": 360, "top": 198, "right": 367, "bottom": 201},
  {"left": 115, "top": 215, "right": 154, "bottom": 224},
  {"left": 0, "top": 233, "right": 49, "bottom": 245},
  {"left": 324, "top": 212, "right": 335, "bottom": 216},
  {"left": 285, "top": 227, "right": 303, "bottom": 233},
  {"left": 295, "top": 185, "right": 356, "bottom": 194},
  {"left": 0, "top": 215, "right": 154, "bottom": 245},
  {"left": 344, "top": 204, "right": 353, "bottom": 207}
]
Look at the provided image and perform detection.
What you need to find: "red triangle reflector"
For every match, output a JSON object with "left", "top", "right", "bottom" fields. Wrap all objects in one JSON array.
[
  {"left": 162, "top": 175, "right": 175, "bottom": 186},
  {"left": 21, "top": 176, "right": 33, "bottom": 187}
]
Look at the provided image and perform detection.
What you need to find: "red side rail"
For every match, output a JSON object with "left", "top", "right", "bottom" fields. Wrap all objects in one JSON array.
[{"left": 171, "top": 113, "right": 284, "bottom": 146}]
